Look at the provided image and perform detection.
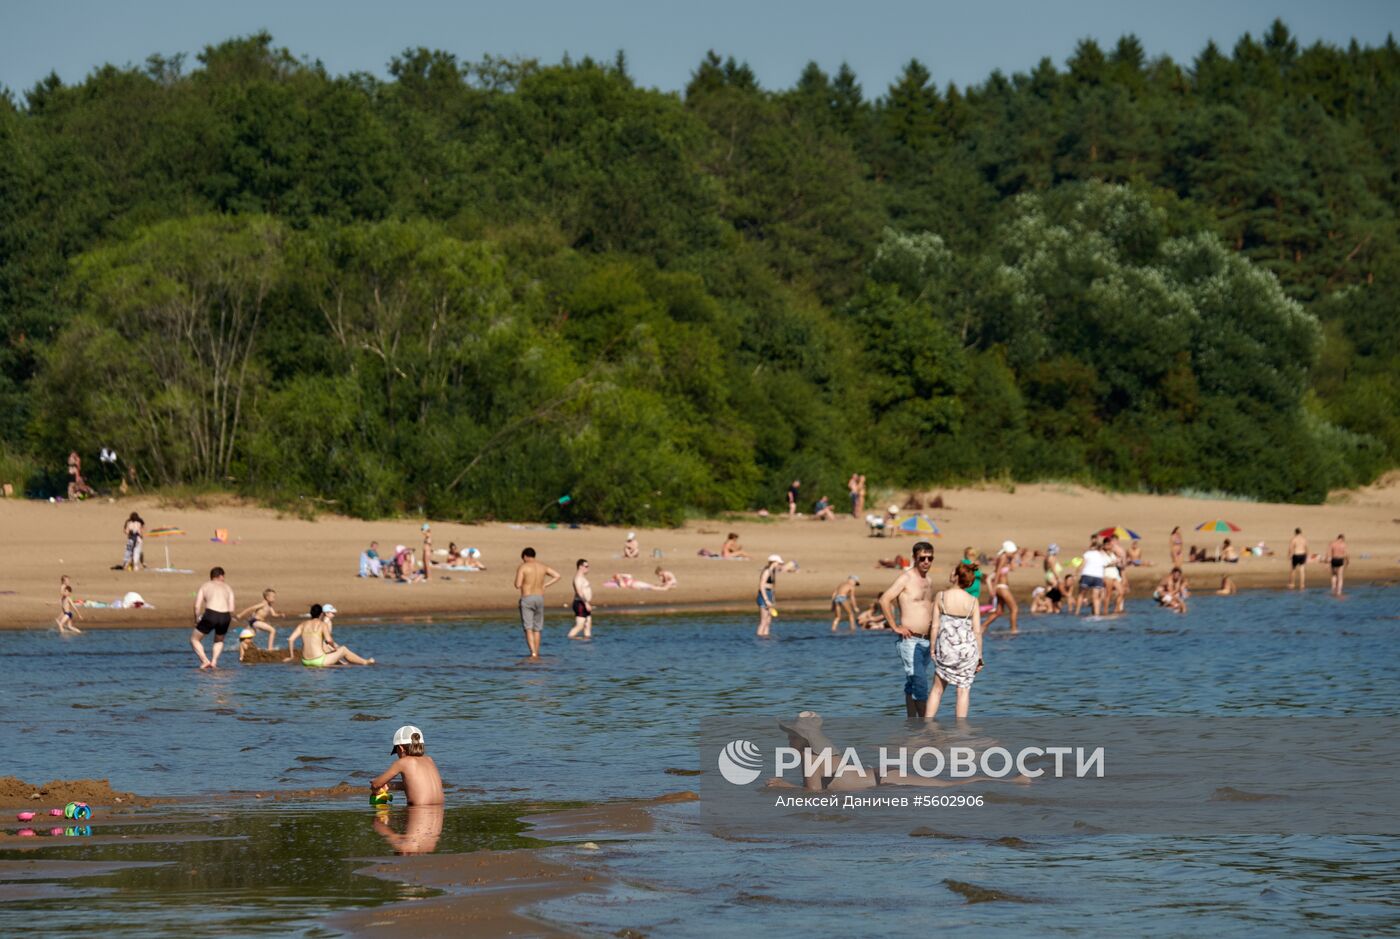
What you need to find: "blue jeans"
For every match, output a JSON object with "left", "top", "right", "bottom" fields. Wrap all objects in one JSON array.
[{"left": 897, "top": 637, "right": 932, "bottom": 701}]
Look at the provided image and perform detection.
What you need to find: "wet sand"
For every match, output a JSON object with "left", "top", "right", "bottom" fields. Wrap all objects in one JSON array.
[
  {"left": 0, "top": 774, "right": 696, "bottom": 937},
  {"left": 2, "top": 480, "right": 1398, "bottom": 629}
]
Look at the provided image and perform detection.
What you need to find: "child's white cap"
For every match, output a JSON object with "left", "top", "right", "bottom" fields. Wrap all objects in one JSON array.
[
  {"left": 1001, "top": 540, "right": 1018, "bottom": 555},
  {"left": 322, "top": 603, "right": 338, "bottom": 614},
  {"left": 238, "top": 628, "right": 255, "bottom": 639},
  {"left": 392, "top": 725, "right": 423, "bottom": 752},
  {"left": 849, "top": 574, "right": 860, "bottom": 584},
  {"left": 421, "top": 523, "right": 430, "bottom": 531},
  {"left": 768, "top": 554, "right": 783, "bottom": 564},
  {"left": 627, "top": 531, "right": 636, "bottom": 540}
]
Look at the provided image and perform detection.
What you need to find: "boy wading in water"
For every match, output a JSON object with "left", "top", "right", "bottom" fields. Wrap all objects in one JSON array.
[
  {"left": 567, "top": 559, "right": 594, "bottom": 640},
  {"left": 1288, "top": 528, "right": 1308, "bottom": 590},
  {"left": 830, "top": 575, "right": 860, "bottom": 632},
  {"left": 235, "top": 588, "right": 282, "bottom": 651},
  {"left": 879, "top": 541, "right": 936, "bottom": 717},
  {"left": 56, "top": 583, "right": 83, "bottom": 635},
  {"left": 370, "top": 725, "right": 443, "bottom": 806},
  {"left": 191, "top": 567, "right": 235, "bottom": 669},
  {"left": 514, "top": 547, "right": 561, "bottom": 659}
]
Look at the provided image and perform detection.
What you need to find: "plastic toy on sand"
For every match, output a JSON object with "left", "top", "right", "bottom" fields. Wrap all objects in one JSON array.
[
  {"left": 15, "top": 812, "right": 35, "bottom": 821},
  {"left": 371, "top": 786, "right": 392, "bottom": 806}
]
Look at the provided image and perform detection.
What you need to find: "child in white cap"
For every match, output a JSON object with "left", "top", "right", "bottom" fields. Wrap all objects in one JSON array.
[{"left": 370, "top": 725, "right": 443, "bottom": 806}]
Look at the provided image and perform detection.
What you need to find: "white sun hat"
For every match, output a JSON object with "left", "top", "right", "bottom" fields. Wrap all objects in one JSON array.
[
  {"left": 768, "top": 554, "right": 784, "bottom": 564},
  {"left": 1001, "top": 541, "right": 1018, "bottom": 555}
]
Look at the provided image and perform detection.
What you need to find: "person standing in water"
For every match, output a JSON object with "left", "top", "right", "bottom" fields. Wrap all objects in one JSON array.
[
  {"left": 514, "top": 547, "right": 561, "bottom": 658},
  {"left": 191, "top": 567, "right": 235, "bottom": 669},
  {"left": 236, "top": 588, "right": 283, "bottom": 651},
  {"left": 926, "top": 562, "right": 983, "bottom": 720},
  {"left": 981, "top": 540, "right": 1021, "bottom": 633},
  {"left": 1288, "top": 528, "right": 1309, "bottom": 590},
  {"left": 756, "top": 555, "right": 783, "bottom": 637},
  {"left": 1328, "top": 534, "right": 1348, "bottom": 597},
  {"left": 567, "top": 559, "right": 594, "bottom": 640},
  {"left": 879, "top": 541, "right": 936, "bottom": 717},
  {"left": 55, "top": 583, "right": 83, "bottom": 635}
]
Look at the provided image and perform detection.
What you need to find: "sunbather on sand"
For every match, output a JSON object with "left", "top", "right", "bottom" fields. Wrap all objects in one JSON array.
[{"left": 721, "top": 534, "right": 750, "bottom": 559}]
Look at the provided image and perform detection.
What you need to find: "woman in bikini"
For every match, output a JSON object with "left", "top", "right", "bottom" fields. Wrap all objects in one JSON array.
[
  {"left": 285, "top": 604, "right": 374, "bottom": 667},
  {"left": 979, "top": 541, "right": 1020, "bottom": 633}
]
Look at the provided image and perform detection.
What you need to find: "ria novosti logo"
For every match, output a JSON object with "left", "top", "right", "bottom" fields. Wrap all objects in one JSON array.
[{"left": 717, "top": 739, "right": 764, "bottom": 784}]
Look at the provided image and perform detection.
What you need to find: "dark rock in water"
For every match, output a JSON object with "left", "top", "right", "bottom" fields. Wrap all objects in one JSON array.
[
  {"left": 991, "top": 836, "right": 1031, "bottom": 848},
  {"left": 909, "top": 827, "right": 973, "bottom": 840},
  {"left": 350, "top": 713, "right": 387, "bottom": 722},
  {"left": 663, "top": 767, "right": 705, "bottom": 776},
  {"left": 295, "top": 755, "right": 334, "bottom": 763},
  {"left": 943, "top": 879, "right": 1036, "bottom": 904},
  {"left": 1211, "top": 786, "right": 1286, "bottom": 802}
]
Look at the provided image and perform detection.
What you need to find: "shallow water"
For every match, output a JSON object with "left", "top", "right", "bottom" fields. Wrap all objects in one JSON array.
[{"left": 2, "top": 586, "right": 1398, "bottom": 935}]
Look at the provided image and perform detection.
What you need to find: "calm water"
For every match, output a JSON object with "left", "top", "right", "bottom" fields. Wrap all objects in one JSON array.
[{"left": 2, "top": 587, "right": 1398, "bottom": 935}]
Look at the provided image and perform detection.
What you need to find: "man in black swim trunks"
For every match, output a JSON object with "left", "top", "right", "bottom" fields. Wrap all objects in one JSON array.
[
  {"left": 191, "top": 566, "right": 236, "bottom": 670},
  {"left": 1287, "top": 528, "right": 1308, "bottom": 590}
]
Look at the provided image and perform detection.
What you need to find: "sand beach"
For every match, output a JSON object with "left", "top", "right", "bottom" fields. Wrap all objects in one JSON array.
[{"left": 2, "top": 481, "right": 1397, "bottom": 630}]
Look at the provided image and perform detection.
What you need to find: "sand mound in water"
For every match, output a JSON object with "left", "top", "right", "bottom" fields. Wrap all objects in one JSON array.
[
  {"left": 0, "top": 776, "right": 142, "bottom": 809},
  {"left": 239, "top": 647, "right": 292, "bottom": 665}
]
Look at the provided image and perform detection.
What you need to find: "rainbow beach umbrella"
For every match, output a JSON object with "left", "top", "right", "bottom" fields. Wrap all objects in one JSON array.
[
  {"left": 1094, "top": 526, "right": 1141, "bottom": 541},
  {"left": 897, "top": 515, "right": 941, "bottom": 536},
  {"left": 1195, "top": 520, "right": 1241, "bottom": 533},
  {"left": 145, "top": 526, "right": 191, "bottom": 574}
]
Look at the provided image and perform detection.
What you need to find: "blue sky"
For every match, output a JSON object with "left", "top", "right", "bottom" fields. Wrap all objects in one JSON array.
[{"left": 2, "top": 0, "right": 1396, "bottom": 98}]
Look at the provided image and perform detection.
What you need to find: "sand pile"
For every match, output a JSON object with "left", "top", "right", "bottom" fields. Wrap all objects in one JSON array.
[{"left": 0, "top": 776, "right": 141, "bottom": 808}]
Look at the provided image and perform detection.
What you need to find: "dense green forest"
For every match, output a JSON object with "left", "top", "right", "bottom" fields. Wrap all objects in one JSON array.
[{"left": 1, "top": 21, "right": 1397, "bottom": 522}]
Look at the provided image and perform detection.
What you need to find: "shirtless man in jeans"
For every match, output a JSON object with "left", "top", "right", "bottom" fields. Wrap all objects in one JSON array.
[
  {"left": 191, "top": 567, "right": 235, "bottom": 669},
  {"left": 514, "top": 547, "right": 561, "bottom": 659},
  {"left": 878, "top": 542, "right": 936, "bottom": 717}
]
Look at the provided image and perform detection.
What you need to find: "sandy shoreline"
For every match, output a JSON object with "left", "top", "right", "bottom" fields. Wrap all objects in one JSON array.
[{"left": 2, "top": 481, "right": 1397, "bottom": 630}]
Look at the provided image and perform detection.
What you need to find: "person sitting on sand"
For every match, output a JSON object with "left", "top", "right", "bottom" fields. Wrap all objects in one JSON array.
[
  {"left": 813, "top": 496, "right": 837, "bottom": 521},
  {"left": 443, "top": 542, "right": 464, "bottom": 566},
  {"left": 392, "top": 545, "right": 424, "bottom": 583},
  {"left": 830, "top": 575, "right": 860, "bottom": 632},
  {"left": 655, "top": 566, "right": 677, "bottom": 590},
  {"left": 370, "top": 725, "right": 443, "bottom": 806},
  {"left": 361, "top": 541, "right": 384, "bottom": 578},
  {"left": 285, "top": 603, "right": 374, "bottom": 667},
  {"left": 1127, "top": 540, "right": 1147, "bottom": 567},
  {"left": 720, "top": 533, "right": 749, "bottom": 559},
  {"left": 623, "top": 532, "right": 640, "bottom": 559},
  {"left": 1220, "top": 539, "right": 1239, "bottom": 563},
  {"left": 1215, "top": 575, "right": 1237, "bottom": 595},
  {"left": 768, "top": 712, "right": 1027, "bottom": 792},
  {"left": 235, "top": 588, "right": 282, "bottom": 651},
  {"left": 877, "top": 554, "right": 910, "bottom": 569}
]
